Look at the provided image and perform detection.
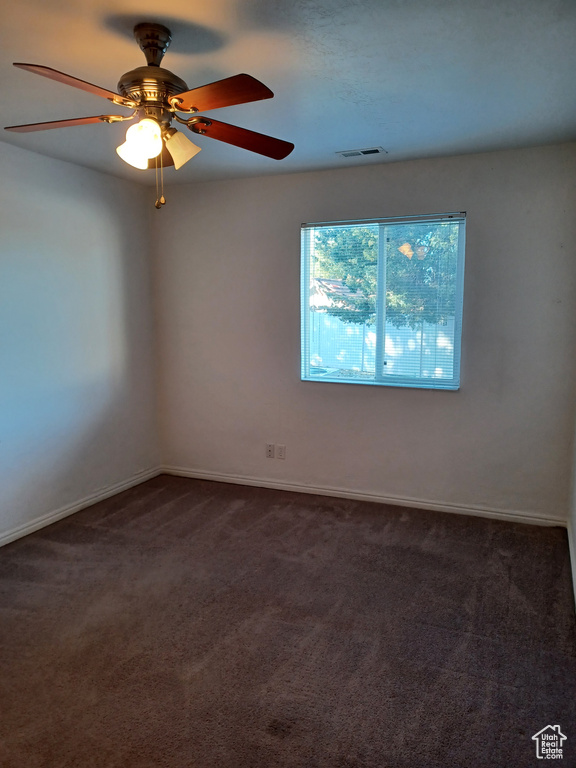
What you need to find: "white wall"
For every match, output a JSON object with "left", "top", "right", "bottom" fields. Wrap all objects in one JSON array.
[
  {"left": 0, "top": 144, "right": 159, "bottom": 543},
  {"left": 570, "top": 433, "right": 576, "bottom": 603},
  {"left": 154, "top": 143, "right": 576, "bottom": 524}
]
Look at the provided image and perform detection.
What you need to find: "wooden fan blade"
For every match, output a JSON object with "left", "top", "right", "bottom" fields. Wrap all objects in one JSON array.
[
  {"left": 172, "top": 74, "right": 273, "bottom": 113},
  {"left": 13, "top": 63, "right": 137, "bottom": 107},
  {"left": 5, "top": 115, "right": 127, "bottom": 133},
  {"left": 189, "top": 117, "right": 294, "bottom": 160}
]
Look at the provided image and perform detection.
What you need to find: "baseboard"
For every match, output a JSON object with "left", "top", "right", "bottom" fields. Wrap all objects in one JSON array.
[
  {"left": 161, "top": 465, "right": 566, "bottom": 528},
  {"left": 0, "top": 467, "right": 162, "bottom": 548},
  {"left": 3, "top": 463, "right": 568, "bottom": 551}
]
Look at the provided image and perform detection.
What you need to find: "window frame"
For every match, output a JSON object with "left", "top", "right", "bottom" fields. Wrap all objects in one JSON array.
[{"left": 300, "top": 212, "right": 466, "bottom": 390}]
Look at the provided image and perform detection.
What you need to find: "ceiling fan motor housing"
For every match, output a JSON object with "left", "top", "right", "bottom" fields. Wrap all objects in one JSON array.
[{"left": 117, "top": 65, "right": 188, "bottom": 124}]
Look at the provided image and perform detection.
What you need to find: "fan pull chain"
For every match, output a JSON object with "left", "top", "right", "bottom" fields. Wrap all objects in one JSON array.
[
  {"left": 155, "top": 155, "right": 160, "bottom": 208},
  {"left": 154, "top": 150, "right": 166, "bottom": 208}
]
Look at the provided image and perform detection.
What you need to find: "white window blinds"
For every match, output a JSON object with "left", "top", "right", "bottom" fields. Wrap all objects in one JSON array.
[{"left": 301, "top": 213, "right": 466, "bottom": 389}]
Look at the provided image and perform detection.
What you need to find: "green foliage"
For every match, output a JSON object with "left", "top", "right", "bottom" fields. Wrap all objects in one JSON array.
[{"left": 312, "top": 222, "right": 459, "bottom": 328}]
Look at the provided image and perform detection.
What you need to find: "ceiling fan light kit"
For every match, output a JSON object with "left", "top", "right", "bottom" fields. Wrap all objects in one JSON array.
[
  {"left": 163, "top": 128, "right": 202, "bottom": 170},
  {"left": 116, "top": 118, "right": 162, "bottom": 169},
  {"left": 5, "top": 22, "right": 294, "bottom": 207}
]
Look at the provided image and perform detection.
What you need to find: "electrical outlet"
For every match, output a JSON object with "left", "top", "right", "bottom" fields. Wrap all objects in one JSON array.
[
  {"left": 266, "top": 443, "right": 275, "bottom": 458},
  {"left": 277, "top": 444, "right": 286, "bottom": 460}
]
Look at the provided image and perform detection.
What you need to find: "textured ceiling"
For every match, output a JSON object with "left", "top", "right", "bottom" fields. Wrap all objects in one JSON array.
[{"left": 1, "top": 0, "right": 575, "bottom": 186}]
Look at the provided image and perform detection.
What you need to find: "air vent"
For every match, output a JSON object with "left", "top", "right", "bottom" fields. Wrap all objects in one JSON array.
[{"left": 336, "top": 146, "right": 388, "bottom": 158}]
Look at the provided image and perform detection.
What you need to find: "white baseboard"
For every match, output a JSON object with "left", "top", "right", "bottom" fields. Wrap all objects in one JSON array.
[
  {"left": 0, "top": 467, "right": 162, "bottom": 548},
  {"left": 3, "top": 464, "right": 569, "bottom": 555},
  {"left": 161, "top": 465, "right": 566, "bottom": 528}
]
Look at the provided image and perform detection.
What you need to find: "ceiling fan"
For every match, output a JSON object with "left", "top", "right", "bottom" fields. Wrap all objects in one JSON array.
[{"left": 5, "top": 22, "right": 294, "bottom": 205}]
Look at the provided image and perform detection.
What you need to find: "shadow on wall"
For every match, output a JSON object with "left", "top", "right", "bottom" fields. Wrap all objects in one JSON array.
[{"left": 0, "top": 149, "right": 158, "bottom": 538}]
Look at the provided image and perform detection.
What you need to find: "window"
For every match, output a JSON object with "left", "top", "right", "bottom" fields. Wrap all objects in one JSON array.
[{"left": 301, "top": 213, "right": 466, "bottom": 389}]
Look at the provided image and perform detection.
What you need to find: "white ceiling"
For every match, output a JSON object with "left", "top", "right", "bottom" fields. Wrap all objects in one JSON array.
[{"left": 2, "top": 0, "right": 575, "bottom": 186}]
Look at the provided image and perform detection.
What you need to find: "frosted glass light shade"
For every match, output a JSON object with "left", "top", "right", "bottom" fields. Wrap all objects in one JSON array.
[
  {"left": 116, "top": 118, "right": 163, "bottom": 169},
  {"left": 116, "top": 140, "right": 150, "bottom": 169},
  {"left": 164, "top": 129, "right": 202, "bottom": 170}
]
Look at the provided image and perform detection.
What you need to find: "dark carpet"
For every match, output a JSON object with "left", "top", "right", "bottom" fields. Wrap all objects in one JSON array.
[{"left": 0, "top": 475, "right": 575, "bottom": 768}]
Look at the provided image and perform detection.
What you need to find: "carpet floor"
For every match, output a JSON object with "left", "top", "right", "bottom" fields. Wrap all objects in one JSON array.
[{"left": 0, "top": 475, "right": 575, "bottom": 767}]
